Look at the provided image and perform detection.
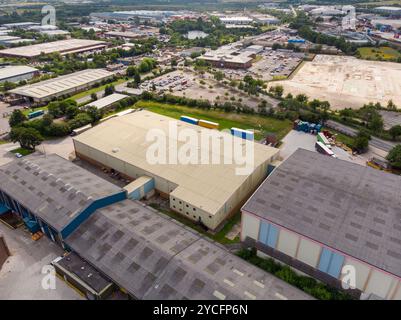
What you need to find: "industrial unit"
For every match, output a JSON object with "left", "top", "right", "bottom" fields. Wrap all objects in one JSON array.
[
  {"left": 73, "top": 110, "right": 280, "bottom": 230},
  {"left": 200, "top": 44, "right": 263, "bottom": 69},
  {"left": 0, "top": 154, "right": 126, "bottom": 245},
  {"left": 8, "top": 69, "right": 114, "bottom": 103},
  {"left": 0, "top": 39, "right": 108, "bottom": 59},
  {"left": 67, "top": 199, "right": 312, "bottom": 300},
  {"left": 0, "top": 65, "right": 38, "bottom": 83},
  {"left": 0, "top": 154, "right": 311, "bottom": 300},
  {"left": 241, "top": 149, "right": 401, "bottom": 300},
  {"left": 84, "top": 93, "right": 128, "bottom": 111}
]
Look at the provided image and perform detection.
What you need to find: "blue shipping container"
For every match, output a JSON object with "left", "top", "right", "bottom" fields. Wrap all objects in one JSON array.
[{"left": 180, "top": 115, "right": 199, "bottom": 125}]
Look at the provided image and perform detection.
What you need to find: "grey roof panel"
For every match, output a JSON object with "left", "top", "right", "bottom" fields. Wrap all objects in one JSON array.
[
  {"left": 0, "top": 154, "right": 122, "bottom": 232},
  {"left": 242, "top": 148, "right": 401, "bottom": 278},
  {"left": 66, "top": 199, "right": 312, "bottom": 300}
]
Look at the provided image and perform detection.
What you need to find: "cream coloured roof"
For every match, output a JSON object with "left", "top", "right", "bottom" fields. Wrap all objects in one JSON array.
[{"left": 73, "top": 110, "right": 279, "bottom": 214}]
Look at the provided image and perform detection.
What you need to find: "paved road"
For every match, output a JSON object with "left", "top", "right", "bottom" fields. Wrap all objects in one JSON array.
[{"left": 325, "top": 120, "right": 398, "bottom": 153}]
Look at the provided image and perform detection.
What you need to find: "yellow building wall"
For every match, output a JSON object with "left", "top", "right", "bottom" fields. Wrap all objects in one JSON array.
[
  {"left": 296, "top": 238, "right": 321, "bottom": 268},
  {"left": 277, "top": 229, "right": 299, "bottom": 258}
]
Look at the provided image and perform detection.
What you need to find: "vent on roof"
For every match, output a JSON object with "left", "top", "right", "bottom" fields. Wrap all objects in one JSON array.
[{"left": 112, "top": 148, "right": 120, "bottom": 153}]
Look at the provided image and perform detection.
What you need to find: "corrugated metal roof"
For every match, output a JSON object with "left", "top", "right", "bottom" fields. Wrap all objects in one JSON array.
[
  {"left": 242, "top": 148, "right": 401, "bottom": 278},
  {"left": 73, "top": 110, "right": 280, "bottom": 215},
  {"left": 84, "top": 93, "right": 128, "bottom": 110},
  {"left": 0, "top": 39, "right": 107, "bottom": 58},
  {"left": 0, "top": 65, "right": 37, "bottom": 81},
  {"left": 66, "top": 199, "right": 313, "bottom": 300},
  {"left": 9, "top": 69, "right": 113, "bottom": 99},
  {"left": 0, "top": 154, "right": 122, "bottom": 232}
]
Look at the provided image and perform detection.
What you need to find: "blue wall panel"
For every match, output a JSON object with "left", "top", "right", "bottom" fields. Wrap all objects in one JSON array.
[
  {"left": 129, "top": 189, "right": 141, "bottom": 200},
  {"left": 144, "top": 179, "right": 155, "bottom": 194},
  {"left": 318, "top": 248, "right": 332, "bottom": 273},
  {"left": 267, "top": 224, "right": 279, "bottom": 248},
  {"left": 327, "top": 252, "right": 345, "bottom": 278},
  {"left": 258, "top": 221, "right": 269, "bottom": 244},
  {"left": 61, "top": 191, "right": 126, "bottom": 239}
]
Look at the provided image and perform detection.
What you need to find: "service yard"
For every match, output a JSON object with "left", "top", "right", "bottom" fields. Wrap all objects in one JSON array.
[{"left": 271, "top": 55, "right": 401, "bottom": 110}]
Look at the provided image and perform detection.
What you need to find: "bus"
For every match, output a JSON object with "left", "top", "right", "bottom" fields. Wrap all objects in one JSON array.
[
  {"left": 315, "top": 142, "right": 337, "bottom": 158},
  {"left": 28, "top": 110, "right": 44, "bottom": 119}
]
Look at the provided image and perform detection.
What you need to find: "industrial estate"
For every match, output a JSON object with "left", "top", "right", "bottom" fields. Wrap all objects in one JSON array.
[{"left": 0, "top": 0, "right": 401, "bottom": 303}]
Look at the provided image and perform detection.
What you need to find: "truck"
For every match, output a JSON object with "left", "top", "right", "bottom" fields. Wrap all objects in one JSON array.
[
  {"left": 315, "top": 141, "right": 337, "bottom": 158},
  {"left": 71, "top": 124, "right": 92, "bottom": 136},
  {"left": 317, "top": 132, "right": 331, "bottom": 148}
]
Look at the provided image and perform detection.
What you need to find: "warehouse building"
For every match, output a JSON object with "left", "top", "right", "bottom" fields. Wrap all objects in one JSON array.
[
  {"left": 0, "top": 39, "right": 108, "bottom": 59},
  {"left": 219, "top": 16, "right": 254, "bottom": 25},
  {"left": 0, "top": 154, "right": 312, "bottom": 300},
  {"left": 67, "top": 199, "right": 312, "bottom": 300},
  {"left": 0, "top": 154, "right": 126, "bottom": 246},
  {"left": 241, "top": 149, "right": 401, "bottom": 300},
  {"left": 0, "top": 65, "right": 38, "bottom": 83},
  {"left": 374, "top": 6, "right": 401, "bottom": 17},
  {"left": 84, "top": 93, "right": 128, "bottom": 111},
  {"left": 8, "top": 69, "right": 114, "bottom": 103},
  {"left": 73, "top": 110, "right": 280, "bottom": 230},
  {"left": 200, "top": 44, "right": 261, "bottom": 69},
  {"left": 104, "top": 31, "right": 146, "bottom": 40}
]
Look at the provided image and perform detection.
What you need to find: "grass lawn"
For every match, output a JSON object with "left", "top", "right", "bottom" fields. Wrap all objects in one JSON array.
[
  {"left": 150, "top": 203, "right": 240, "bottom": 245},
  {"left": 357, "top": 47, "right": 401, "bottom": 61},
  {"left": 70, "top": 78, "right": 127, "bottom": 101},
  {"left": 134, "top": 100, "right": 293, "bottom": 140},
  {"left": 9, "top": 147, "right": 34, "bottom": 156}
]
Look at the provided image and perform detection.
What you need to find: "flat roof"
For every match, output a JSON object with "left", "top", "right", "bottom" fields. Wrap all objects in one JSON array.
[
  {"left": 0, "top": 39, "right": 107, "bottom": 58},
  {"left": 0, "top": 65, "right": 38, "bottom": 81},
  {"left": 9, "top": 69, "right": 113, "bottom": 100},
  {"left": 242, "top": 149, "right": 401, "bottom": 278},
  {"left": 0, "top": 154, "right": 122, "bottom": 232},
  {"left": 54, "top": 252, "right": 113, "bottom": 293},
  {"left": 105, "top": 31, "right": 145, "bottom": 38},
  {"left": 66, "top": 199, "right": 312, "bottom": 300},
  {"left": 73, "top": 110, "right": 279, "bottom": 215},
  {"left": 84, "top": 93, "right": 128, "bottom": 110}
]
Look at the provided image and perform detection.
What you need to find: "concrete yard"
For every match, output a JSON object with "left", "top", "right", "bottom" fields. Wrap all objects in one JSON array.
[
  {"left": 0, "top": 223, "right": 82, "bottom": 300},
  {"left": 271, "top": 55, "right": 401, "bottom": 110},
  {"left": 280, "top": 130, "right": 366, "bottom": 166}
]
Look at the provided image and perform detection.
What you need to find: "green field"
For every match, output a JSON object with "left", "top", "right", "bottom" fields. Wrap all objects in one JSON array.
[
  {"left": 134, "top": 100, "right": 293, "bottom": 140},
  {"left": 9, "top": 147, "right": 34, "bottom": 156},
  {"left": 357, "top": 47, "right": 401, "bottom": 61}
]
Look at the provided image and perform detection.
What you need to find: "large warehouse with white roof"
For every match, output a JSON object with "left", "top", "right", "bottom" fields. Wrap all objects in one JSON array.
[
  {"left": 73, "top": 110, "right": 280, "bottom": 230},
  {"left": 8, "top": 69, "right": 114, "bottom": 103},
  {"left": 241, "top": 149, "right": 401, "bottom": 300},
  {"left": 0, "top": 38, "right": 108, "bottom": 59}
]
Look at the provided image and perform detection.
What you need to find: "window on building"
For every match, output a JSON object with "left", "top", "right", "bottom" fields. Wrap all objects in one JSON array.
[{"left": 258, "top": 221, "right": 279, "bottom": 249}]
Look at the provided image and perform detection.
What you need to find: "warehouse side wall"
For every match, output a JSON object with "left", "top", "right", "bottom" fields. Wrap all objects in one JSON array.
[{"left": 241, "top": 211, "right": 401, "bottom": 300}]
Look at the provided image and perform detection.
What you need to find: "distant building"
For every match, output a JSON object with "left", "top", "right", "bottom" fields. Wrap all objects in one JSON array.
[
  {"left": 73, "top": 110, "right": 280, "bottom": 230},
  {"left": 219, "top": 16, "right": 254, "bottom": 25},
  {"left": 2, "top": 22, "right": 40, "bottom": 29},
  {"left": 0, "top": 65, "right": 38, "bottom": 83},
  {"left": 374, "top": 6, "right": 401, "bottom": 17},
  {"left": 84, "top": 93, "right": 128, "bottom": 111},
  {"left": 0, "top": 39, "right": 108, "bottom": 59},
  {"left": 241, "top": 149, "right": 401, "bottom": 300},
  {"left": 104, "top": 31, "right": 146, "bottom": 40},
  {"left": 199, "top": 44, "right": 262, "bottom": 69},
  {"left": 9, "top": 69, "right": 114, "bottom": 103}
]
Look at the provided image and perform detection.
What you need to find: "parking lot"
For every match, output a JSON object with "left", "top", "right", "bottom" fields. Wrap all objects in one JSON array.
[
  {"left": 379, "top": 110, "right": 401, "bottom": 130},
  {"left": 249, "top": 49, "right": 304, "bottom": 81},
  {"left": 143, "top": 70, "right": 272, "bottom": 109}
]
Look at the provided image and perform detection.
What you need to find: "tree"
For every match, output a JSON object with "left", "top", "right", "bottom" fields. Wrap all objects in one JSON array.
[
  {"left": 389, "top": 125, "right": 401, "bottom": 141},
  {"left": 104, "top": 85, "right": 115, "bottom": 96},
  {"left": 85, "top": 106, "right": 103, "bottom": 124},
  {"left": 387, "top": 100, "right": 397, "bottom": 111},
  {"left": 352, "top": 131, "right": 369, "bottom": 154},
  {"left": 42, "top": 114, "right": 53, "bottom": 127},
  {"left": 368, "top": 114, "right": 384, "bottom": 132},
  {"left": 91, "top": 93, "right": 98, "bottom": 101},
  {"left": 47, "top": 102, "right": 62, "bottom": 118},
  {"left": 9, "top": 109, "right": 27, "bottom": 127},
  {"left": 386, "top": 145, "right": 401, "bottom": 169},
  {"left": 10, "top": 127, "right": 43, "bottom": 150},
  {"left": 65, "top": 105, "right": 79, "bottom": 120},
  {"left": 214, "top": 71, "right": 224, "bottom": 81}
]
